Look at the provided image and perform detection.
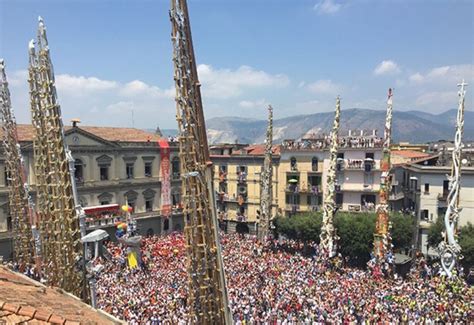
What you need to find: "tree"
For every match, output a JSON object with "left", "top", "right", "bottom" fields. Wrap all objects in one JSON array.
[
  {"left": 390, "top": 213, "right": 415, "bottom": 252},
  {"left": 428, "top": 216, "right": 444, "bottom": 249},
  {"left": 459, "top": 223, "right": 474, "bottom": 271},
  {"left": 274, "top": 211, "right": 415, "bottom": 267}
]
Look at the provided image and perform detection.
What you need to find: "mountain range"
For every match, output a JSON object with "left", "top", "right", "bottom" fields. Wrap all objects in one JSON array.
[{"left": 205, "top": 108, "right": 474, "bottom": 144}]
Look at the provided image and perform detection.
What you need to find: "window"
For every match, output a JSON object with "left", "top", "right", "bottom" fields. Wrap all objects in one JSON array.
[
  {"left": 100, "top": 166, "right": 109, "bottom": 180},
  {"left": 220, "top": 165, "right": 227, "bottom": 173},
  {"left": 337, "top": 153, "right": 344, "bottom": 159},
  {"left": 4, "top": 170, "right": 11, "bottom": 186},
  {"left": 145, "top": 199, "right": 153, "bottom": 212},
  {"left": 290, "top": 157, "right": 297, "bottom": 171},
  {"left": 96, "top": 155, "right": 112, "bottom": 181},
  {"left": 307, "top": 195, "right": 321, "bottom": 206},
  {"left": 172, "top": 157, "right": 180, "bottom": 179},
  {"left": 74, "top": 159, "right": 84, "bottom": 183},
  {"left": 98, "top": 192, "right": 113, "bottom": 206},
  {"left": 443, "top": 180, "right": 449, "bottom": 194},
  {"left": 365, "top": 152, "right": 374, "bottom": 159},
  {"left": 143, "top": 189, "right": 156, "bottom": 212},
  {"left": 424, "top": 183, "right": 430, "bottom": 194},
  {"left": 336, "top": 193, "right": 343, "bottom": 206},
  {"left": 144, "top": 162, "right": 152, "bottom": 177},
  {"left": 285, "top": 193, "right": 300, "bottom": 205},
  {"left": 311, "top": 157, "right": 319, "bottom": 172},
  {"left": 421, "top": 209, "right": 429, "bottom": 220},
  {"left": 126, "top": 163, "right": 134, "bottom": 179},
  {"left": 163, "top": 218, "right": 170, "bottom": 231},
  {"left": 172, "top": 190, "right": 181, "bottom": 206}
]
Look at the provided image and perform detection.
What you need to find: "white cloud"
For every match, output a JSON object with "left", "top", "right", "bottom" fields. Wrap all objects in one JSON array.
[
  {"left": 409, "top": 73, "right": 424, "bottom": 83},
  {"left": 373, "top": 60, "right": 401, "bottom": 76},
  {"left": 56, "top": 74, "right": 118, "bottom": 95},
  {"left": 415, "top": 91, "right": 457, "bottom": 107},
  {"left": 239, "top": 98, "right": 267, "bottom": 109},
  {"left": 410, "top": 64, "right": 473, "bottom": 85},
  {"left": 197, "top": 64, "right": 289, "bottom": 99},
  {"left": 306, "top": 79, "right": 341, "bottom": 95},
  {"left": 313, "top": 0, "right": 342, "bottom": 14},
  {"left": 120, "top": 80, "right": 174, "bottom": 99}
]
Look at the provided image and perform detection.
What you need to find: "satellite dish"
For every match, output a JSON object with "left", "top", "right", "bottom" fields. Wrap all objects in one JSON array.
[{"left": 462, "top": 158, "right": 468, "bottom": 165}]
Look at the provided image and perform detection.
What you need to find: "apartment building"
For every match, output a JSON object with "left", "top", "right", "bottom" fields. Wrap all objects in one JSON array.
[
  {"left": 210, "top": 144, "right": 280, "bottom": 234},
  {"left": 392, "top": 151, "right": 474, "bottom": 255},
  {"left": 279, "top": 130, "right": 383, "bottom": 215},
  {"left": 0, "top": 123, "right": 184, "bottom": 258}
]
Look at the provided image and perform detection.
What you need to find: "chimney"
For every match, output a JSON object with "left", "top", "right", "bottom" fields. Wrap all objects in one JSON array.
[
  {"left": 372, "top": 129, "right": 377, "bottom": 136},
  {"left": 71, "top": 118, "right": 81, "bottom": 128}
]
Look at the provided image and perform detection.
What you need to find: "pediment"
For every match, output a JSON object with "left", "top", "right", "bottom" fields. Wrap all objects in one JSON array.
[{"left": 64, "top": 128, "right": 118, "bottom": 148}]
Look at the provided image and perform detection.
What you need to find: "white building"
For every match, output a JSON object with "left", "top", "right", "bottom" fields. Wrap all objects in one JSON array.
[{"left": 392, "top": 153, "right": 474, "bottom": 255}]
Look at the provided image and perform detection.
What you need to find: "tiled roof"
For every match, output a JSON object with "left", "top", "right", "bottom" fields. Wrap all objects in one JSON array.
[
  {"left": 391, "top": 150, "right": 431, "bottom": 159},
  {"left": 6, "top": 124, "right": 162, "bottom": 143},
  {"left": 0, "top": 266, "right": 124, "bottom": 324},
  {"left": 244, "top": 144, "right": 281, "bottom": 156}
]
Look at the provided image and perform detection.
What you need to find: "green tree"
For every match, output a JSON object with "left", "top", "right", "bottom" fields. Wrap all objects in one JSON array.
[
  {"left": 274, "top": 211, "right": 415, "bottom": 267},
  {"left": 428, "top": 217, "right": 445, "bottom": 249},
  {"left": 459, "top": 223, "right": 474, "bottom": 271},
  {"left": 390, "top": 213, "right": 415, "bottom": 252}
]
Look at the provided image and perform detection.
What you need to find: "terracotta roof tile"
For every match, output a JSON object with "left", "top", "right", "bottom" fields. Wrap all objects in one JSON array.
[
  {"left": 3, "top": 302, "right": 20, "bottom": 313},
  {"left": 391, "top": 150, "right": 430, "bottom": 158},
  {"left": 18, "top": 305, "right": 37, "bottom": 318},
  {"left": 48, "top": 314, "right": 67, "bottom": 324},
  {"left": 4, "top": 124, "right": 162, "bottom": 143},
  {"left": 64, "top": 321, "right": 81, "bottom": 325},
  {"left": 34, "top": 310, "right": 52, "bottom": 322},
  {"left": 0, "top": 266, "right": 124, "bottom": 324}
]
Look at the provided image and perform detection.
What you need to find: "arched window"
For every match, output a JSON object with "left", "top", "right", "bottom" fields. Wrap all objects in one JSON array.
[
  {"left": 311, "top": 157, "right": 318, "bottom": 172},
  {"left": 290, "top": 157, "right": 297, "bottom": 171},
  {"left": 172, "top": 157, "right": 180, "bottom": 180}
]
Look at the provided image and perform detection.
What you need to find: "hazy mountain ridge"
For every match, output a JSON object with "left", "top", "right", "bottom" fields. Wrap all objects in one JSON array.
[{"left": 205, "top": 109, "right": 474, "bottom": 144}]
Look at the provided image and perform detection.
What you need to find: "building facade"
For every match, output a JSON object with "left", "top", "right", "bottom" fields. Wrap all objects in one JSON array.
[
  {"left": 210, "top": 144, "right": 280, "bottom": 234},
  {"left": 392, "top": 153, "right": 474, "bottom": 255},
  {"left": 0, "top": 123, "right": 184, "bottom": 259}
]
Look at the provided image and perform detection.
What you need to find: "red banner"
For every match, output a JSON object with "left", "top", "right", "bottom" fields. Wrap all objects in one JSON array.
[{"left": 159, "top": 139, "right": 171, "bottom": 218}]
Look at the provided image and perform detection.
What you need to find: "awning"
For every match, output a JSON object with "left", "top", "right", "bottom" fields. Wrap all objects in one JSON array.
[
  {"left": 81, "top": 229, "right": 109, "bottom": 243},
  {"left": 84, "top": 204, "right": 120, "bottom": 215}
]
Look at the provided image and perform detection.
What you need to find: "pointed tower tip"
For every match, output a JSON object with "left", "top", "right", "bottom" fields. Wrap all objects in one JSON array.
[
  {"left": 28, "top": 39, "right": 35, "bottom": 50},
  {"left": 38, "top": 16, "right": 43, "bottom": 22}
]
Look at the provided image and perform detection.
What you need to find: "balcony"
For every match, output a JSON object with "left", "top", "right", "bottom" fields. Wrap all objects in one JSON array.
[
  {"left": 389, "top": 191, "right": 405, "bottom": 200},
  {"left": 285, "top": 184, "right": 300, "bottom": 193},
  {"left": 285, "top": 204, "right": 300, "bottom": 212}
]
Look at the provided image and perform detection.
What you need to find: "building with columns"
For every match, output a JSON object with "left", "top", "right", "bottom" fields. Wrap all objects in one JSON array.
[{"left": 0, "top": 123, "right": 184, "bottom": 259}]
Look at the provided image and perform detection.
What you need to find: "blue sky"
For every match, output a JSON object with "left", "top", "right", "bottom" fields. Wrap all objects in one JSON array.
[{"left": 1, "top": 0, "right": 473, "bottom": 129}]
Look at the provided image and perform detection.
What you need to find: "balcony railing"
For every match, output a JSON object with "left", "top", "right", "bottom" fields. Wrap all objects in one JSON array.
[
  {"left": 237, "top": 172, "right": 247, "bottom": 183},
  {"left": 285, "top": 204, "right": 300, "bottom": 212}
]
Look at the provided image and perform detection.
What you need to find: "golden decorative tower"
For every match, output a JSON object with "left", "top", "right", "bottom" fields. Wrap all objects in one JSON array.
[
  {"left": 258, "top": 105, "right": 273, "bottom": 241},
  {"left": 0, "top": 59, "right": 35, "bottom": 270},
  {"left": 28, "top": 17, "right": 83, "bottom": 295},
  {"left": 169, "top": 1, "right": 231, "bottom": 323}
]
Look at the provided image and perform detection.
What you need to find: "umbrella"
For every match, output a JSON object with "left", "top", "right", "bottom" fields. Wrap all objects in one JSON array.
[{"left": 288, "top": 179, "right": 299, "bottom": 183}]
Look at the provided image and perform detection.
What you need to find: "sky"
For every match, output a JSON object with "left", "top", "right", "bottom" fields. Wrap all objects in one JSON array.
[{"left": 0, "top": 0, "right": 473, "bottom": 130}]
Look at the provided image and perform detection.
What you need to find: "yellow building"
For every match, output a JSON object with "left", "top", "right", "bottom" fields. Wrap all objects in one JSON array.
[
  {"left": 277, "top": 140, "right": 325, "bottom": 216},
  {"left": 210, "top": 144, "right": 279, "bottom": 233}
]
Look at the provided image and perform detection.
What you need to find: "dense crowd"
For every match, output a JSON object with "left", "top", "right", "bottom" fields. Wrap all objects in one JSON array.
[{"left": 94, "top": 232, "right": 473, "bottom": 324}]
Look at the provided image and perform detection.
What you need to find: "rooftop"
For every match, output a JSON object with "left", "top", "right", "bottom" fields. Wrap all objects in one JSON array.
[
  {"left": 0, "top": 266, "right": 124, "bottom": 324},
  {"left": 6, "top": 124, "right": 163, "bottom": 143},
  {"left": 391, "top": 150, "right": 431, "bottom": 159}
]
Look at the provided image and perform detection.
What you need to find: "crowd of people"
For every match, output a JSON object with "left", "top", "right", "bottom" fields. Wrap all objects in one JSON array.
[{"left": 95, "top": 232, "right": 473, "bottom": 324}]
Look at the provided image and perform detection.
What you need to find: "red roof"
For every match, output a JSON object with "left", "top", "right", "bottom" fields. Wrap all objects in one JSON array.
[
  {"left": 5, "top": 124, "right": 162, "bottom": 143},
  {"left": 392, "top": 150, "right": 430, "bottom": 159}
]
